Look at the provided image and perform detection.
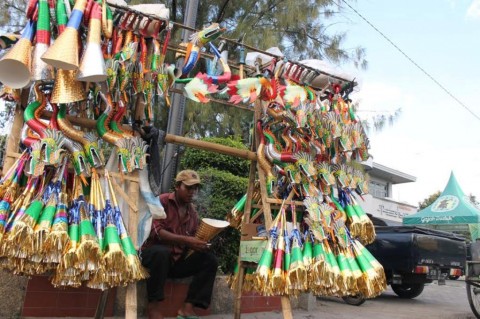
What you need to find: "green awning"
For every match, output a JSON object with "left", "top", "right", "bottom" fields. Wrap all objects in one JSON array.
[{"left": 403, "top": 172, "right": 480, "bottom": 225}]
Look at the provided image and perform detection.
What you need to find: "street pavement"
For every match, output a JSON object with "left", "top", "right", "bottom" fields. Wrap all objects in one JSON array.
[{"left": 166, "top": 279, "right": 476, "bottom": 319}]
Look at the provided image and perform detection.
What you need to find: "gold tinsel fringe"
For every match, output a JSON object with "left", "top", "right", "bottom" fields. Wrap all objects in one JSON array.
[
  {"left": 43, "top": 230, "right": 70, "bottom": 263},
  {"left": 243, "top": 273, "right": 255, "bottom": 292},
  {"left": 270, "top": 270, "right": 286, "bottom": 295},
  {"left": 76, "top": 239, "right": 102, "bottom": 272},
  {"left": 254, "top": 267, "right": 272, "bottom": 296},
  {"left": 87, "top": 269, "right": 109, "bottom": 290},
  {"left": 4, "top": 221, "right": 36, "bottom": 259},
  {"left": 103, "top": 247, "right": 128, "bottom": 287},
  {"left": 287, "top": 266, "right": 307, "bottom": 294},
  {"left": 126, "top": 254, "right": 149, "bottom": 281}
]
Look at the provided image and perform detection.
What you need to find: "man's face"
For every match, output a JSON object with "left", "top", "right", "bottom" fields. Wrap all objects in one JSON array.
[{"left": 176, "top": 182, "right": 200, "bottom": 203}]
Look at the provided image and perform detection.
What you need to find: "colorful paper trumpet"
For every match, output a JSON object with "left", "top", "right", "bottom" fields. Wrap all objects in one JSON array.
[{"left": 0, "top": 21, "right": 35, "bottom": 88}]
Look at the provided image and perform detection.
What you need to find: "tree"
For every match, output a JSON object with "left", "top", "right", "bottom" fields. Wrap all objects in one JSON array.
[
  {"left": 0, "top": 0, "right": 27, "bottom": 32},
  {"left": 359, "top": 107, "right": 402, "bottom": 134},
  {"left": 166, "top": 0, "right": 367, "bottom": 66},
  {"left": 418, "top": 191, "right": 441, "bottom": 210},
  {"left": 468, "top": 193, "right": 480, "bottom": 209}
]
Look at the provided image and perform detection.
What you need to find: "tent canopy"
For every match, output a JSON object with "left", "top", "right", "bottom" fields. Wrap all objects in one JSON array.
[{"left": 403, "top": 172, "right": 480, "bottom": 225}]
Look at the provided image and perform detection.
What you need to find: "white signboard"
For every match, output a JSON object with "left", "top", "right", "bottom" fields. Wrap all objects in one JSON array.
[{"left": 359, "top": 194, "right": 417, "bottom": 224}]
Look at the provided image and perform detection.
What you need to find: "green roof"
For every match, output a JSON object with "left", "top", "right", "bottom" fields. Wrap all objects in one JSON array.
[{"left": 403, "top": 172, "right": 480, "bottom": 225}]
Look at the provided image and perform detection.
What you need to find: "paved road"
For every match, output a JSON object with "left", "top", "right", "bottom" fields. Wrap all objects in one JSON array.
[
  {"left": 313, "top": 279, "right": 474, "bottom": 319},
  {"left": 180, "top": 279, "right": 477, "bottom": 319}
]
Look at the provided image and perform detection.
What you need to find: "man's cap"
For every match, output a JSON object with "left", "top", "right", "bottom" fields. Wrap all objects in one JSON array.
[{"left": 175, "top": 169, "right": 201, "bottom": 186}]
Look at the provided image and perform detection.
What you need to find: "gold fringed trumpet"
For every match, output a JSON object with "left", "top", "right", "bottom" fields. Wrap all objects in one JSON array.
[
  {"left": 4, "top": 178, "right": 43, "bottom": 261},
  {"left": 30, "top": 194, "right": 57, "bottom": 264},
  {"left": 287, "top": 235, "right": 307, "bottom": 295},
  {"left": 85, "top": 175, "right": 108, "bottom": 290},
  {"left": 254, "top": 212, "right": 282, "bottom": 296},
  {"left": 43, "top": 191, "right": 70, "bottom": 264},
  {"left": 335, "top": 248, "right": 355, "bottom": 296},
  {"left": 270, "top": 211, "right": 286, "bottom": 295},
  {"left": 75, "top": 200, "right": 102, "bottom": 277},
  {"left": 106, "top": 170, "right": 149, "bottom": 282},
  {"left": 310, "top": 239, "right": 328, "bottom": 295},
  {"left": 97, "top": 172, "right": 128, "bottom": 288},
  {"left": 351, "top": 197, "right": 376, "bottom": 245},
  {"left": 353, "top": 240, "right": 386, "bottom": 293}
]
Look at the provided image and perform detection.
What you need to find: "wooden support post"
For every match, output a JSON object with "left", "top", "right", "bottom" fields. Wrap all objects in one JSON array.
[
  {"left": 233, "top": 99, "right": 294, "bottom": 319},
  {"left": 3, "top": 96, "right": 26, "bottom": 172},
  {"left": 233, "top": 153, "right": 258, "bottom": 319},
  {"left": 125, "top": 171, "right": 140, "bottom": 319}
]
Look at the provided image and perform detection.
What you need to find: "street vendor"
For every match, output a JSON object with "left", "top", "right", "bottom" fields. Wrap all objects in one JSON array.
[{"left": 141, "top": 169, "right": 218, "bottom": 319}]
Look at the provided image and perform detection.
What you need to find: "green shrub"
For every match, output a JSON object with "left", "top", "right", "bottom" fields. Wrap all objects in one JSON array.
[
  {"left": 181, "top": 137, "right": 250, "bottom": 177},
  {"left": 180, "top": 138, "right": 250, "bottom": 274},
  {"left": 195, "top": 168, "right": 248, "bottom": 274}
]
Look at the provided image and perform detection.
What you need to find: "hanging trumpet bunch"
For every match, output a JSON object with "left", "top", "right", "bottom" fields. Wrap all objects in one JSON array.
[
  {"left": 227, "top": 56, "right": 382, "bottom": 297},
  {"left": 232, "top": 193, "right": 385, "bottom": 298},
  {"left": 0, "top": 151, "right": 147, "bottom": 288}
]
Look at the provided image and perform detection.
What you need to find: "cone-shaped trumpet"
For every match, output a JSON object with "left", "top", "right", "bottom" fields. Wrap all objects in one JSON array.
[
  {"left": 32, "top": 0, "right": 53, "bottom": 81},
  {"left": 41, "top": 0, "right": 87, "bottom": 70},
  {"left": 51, "top": 69, "right": 86, "bottom": 103},
  {"left": 77, "top": 2, "right": 106, "bottom": 82},
  {"left": 0, "top": 21, "right": 35, "bottom": 88}
]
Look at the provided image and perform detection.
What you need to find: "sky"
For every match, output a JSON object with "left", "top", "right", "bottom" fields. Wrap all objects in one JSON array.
[{"left": 328, "top": 0, "right": 480, "bottom": 206}]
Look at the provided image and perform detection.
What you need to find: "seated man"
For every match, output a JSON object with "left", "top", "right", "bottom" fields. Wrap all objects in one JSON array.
[{"left": 141, "top": 169, "right": 218, "bottom": 319}]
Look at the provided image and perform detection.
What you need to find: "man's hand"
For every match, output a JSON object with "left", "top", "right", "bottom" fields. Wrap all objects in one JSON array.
[{"left": 184, "top": 236, "right": 209, "bottom": 251}]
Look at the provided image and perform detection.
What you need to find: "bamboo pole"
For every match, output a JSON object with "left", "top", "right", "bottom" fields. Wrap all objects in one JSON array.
[
  {"left": 125, "top": 170, "right": 140, "bottom": 319},
  {"left": 164, "top": 134, "right": 257, "bottom": 161},
  {"left": 233, "top": 127, "right": 258, "bottom": 319},
  {"left": 3, "top": 91, "right": 28, "bottom": 172}
]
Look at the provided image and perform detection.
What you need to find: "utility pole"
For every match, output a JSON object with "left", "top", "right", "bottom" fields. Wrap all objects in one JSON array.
[{"left": 160, "top": 0, "right": 199, "bottom": 193}]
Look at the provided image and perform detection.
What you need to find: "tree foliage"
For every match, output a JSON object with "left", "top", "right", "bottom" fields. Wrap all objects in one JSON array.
[
  {"left": 418, "top": 191, "right": 480, "bottom": 211},
  {"left": 168, "top": 0, "right": 367, "bottom": 66},
  {"left": 180, "top": 136, "right": 250, "bottom": 177},
  {"left": 0, "top": 134, "right": 7, "bottom": 169},
  {"left": 184, "top": 100, "right": 253, "bottom": 143},
  {"left": 0, "top": 0, "right": 27, "bottom": 32},
  {"left": 418, "top": 191, "right": 440, "bottom": 210}
]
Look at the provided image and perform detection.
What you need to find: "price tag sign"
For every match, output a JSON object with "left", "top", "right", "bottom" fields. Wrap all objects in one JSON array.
[{"left": 239, "top": 240, "right": 265, "bottom": 263}]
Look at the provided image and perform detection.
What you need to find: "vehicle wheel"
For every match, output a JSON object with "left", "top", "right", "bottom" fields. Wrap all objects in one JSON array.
[
  {"left": 467, "top": 282, "right": 480, "bottom": 319},
  {"left": 341, "top": 294, "right": 366, "bottom": 306},
  {"left": 449, "top": 275, "right": 460, "bottom": 280},
  {"left": 391, "top": 283, "right": 424, "bottom": 299}
]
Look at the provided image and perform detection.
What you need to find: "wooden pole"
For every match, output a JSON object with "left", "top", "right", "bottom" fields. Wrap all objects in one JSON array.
[
  {"left": 233, "top": 141, "right": 258, "bottom": 319},
  {"left": 3, "top": 92, "right": 27, "bottom": 172},
  {"left": 164, "top": 134, "right": 257, "bottom": 161},
  {"left": 94, "top": 290, "right": 109, "bottom": 319},
  {"left": 125, "top": 171, "right": 140, "bottom": 319}
]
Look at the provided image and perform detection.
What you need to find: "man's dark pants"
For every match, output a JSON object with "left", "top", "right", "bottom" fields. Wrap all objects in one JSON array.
[{"left": 141, "top": 245, "right": 218, "bottom": 309}]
